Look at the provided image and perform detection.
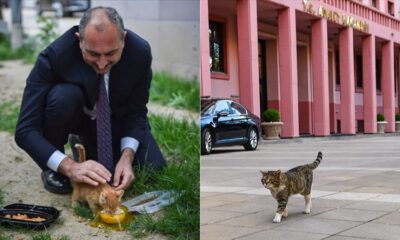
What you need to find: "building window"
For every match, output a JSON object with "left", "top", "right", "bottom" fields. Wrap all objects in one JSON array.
[
  {"left": 209, "top": 20, "right": 226, "bottom": 73},
  {"left": 356, "top": 54, "right": 363, "bottom": 88},
  {"left": 376, "top": 59, "right": 381, "bottom": 90},
  {"left": 388, "top": 1, "right": 394, "bottom": 16},
  {"left": 371, "top": 0, "right": 377, "bottom": 8},
  {"left": 335, "top": 50, "right": 340, "bottom": 85}
]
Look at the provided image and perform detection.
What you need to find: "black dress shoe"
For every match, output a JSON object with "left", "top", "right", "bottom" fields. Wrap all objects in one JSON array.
[{"left": 41, "top": 170, "right": 72, "bottom": 194}]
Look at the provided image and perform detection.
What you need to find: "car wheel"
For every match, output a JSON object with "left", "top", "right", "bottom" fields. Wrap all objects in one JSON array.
[
  {"left": 244, "top": 127, "right": 258, "bottom": 151},
  {"left": 201, "top": 128, "right": 213, "bottom": 155}
]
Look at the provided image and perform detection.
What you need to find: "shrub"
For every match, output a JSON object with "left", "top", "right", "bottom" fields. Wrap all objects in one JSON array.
[
  {"left": 377, "top": 113, "right": 385, "bottom": 122},
  {"left": 395, "top": 113, "right": 400, "bottom": 121},
  {"left": 262, "top": 108, "right": 280, "bottom": 122}
]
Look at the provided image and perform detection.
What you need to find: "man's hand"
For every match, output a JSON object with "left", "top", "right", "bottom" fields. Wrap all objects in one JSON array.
[
  {"left": 113, "top": 148, "right": 135, "bottom": 190},
  {"left": 58, "top": 157, "right": 112, "bottom": 186}
]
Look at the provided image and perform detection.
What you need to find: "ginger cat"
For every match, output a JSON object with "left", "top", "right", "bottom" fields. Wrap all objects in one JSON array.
[{"left": 71, "top": 144, "right": 124, "bottom": 214}]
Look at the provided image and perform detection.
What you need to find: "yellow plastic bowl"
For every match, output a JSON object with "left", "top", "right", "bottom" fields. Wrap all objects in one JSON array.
[{"left": 99, "top": 208, "right": 126, "bottom": 224}]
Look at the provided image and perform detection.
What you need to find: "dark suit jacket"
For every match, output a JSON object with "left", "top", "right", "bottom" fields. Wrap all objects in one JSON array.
[{"left": 15, "top": 26, "right": 152, "bottom": 170}]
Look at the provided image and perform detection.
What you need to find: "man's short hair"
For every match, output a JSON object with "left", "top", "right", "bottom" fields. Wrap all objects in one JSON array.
[{"left": 79, "top": 6, "right": 125, "bottom": 41}]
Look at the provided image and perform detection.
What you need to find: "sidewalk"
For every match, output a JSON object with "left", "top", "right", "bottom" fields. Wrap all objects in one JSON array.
[{"left": 201, "top": 135, "right": 400, "bottom": 240}]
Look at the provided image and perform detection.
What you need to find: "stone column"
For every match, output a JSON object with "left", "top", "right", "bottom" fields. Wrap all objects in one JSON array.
[
  {"left": 278, "top": 7, "right": 299, "bottom": 138},
  {"left": 362, "top": 35, "right": 376, "bottom": 133},
  {"left": 339, "top": 27, "right": 355, "bottom": 134},
  {"left": 200, "top": 0, "right": 211, "bottom": 97},
  {"left": 311, "top": 18, "right": 330, "bottom": 136},
  {"left": 236, "top": 0, "right": 260, "bottom": 116},
  {"left": 382, "top": 40, "right": 395, "bottom": 132}
]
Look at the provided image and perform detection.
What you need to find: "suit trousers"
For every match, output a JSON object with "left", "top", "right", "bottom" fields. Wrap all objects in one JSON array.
[{"left": 42, "top": 83, "right": 166, "bottom": 171}]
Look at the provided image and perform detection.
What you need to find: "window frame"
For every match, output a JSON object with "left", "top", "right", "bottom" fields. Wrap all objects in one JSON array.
[{"left": 209, "top": 16, "right": 229, "bottom": 80}]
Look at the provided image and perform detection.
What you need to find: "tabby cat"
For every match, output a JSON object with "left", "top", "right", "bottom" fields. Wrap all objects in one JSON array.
[
  {"left": 71, "top": 144, "right": 124, "bottom": 214},
  {"left": 260, "top": 151, "right": 322, "bottom": 223}
]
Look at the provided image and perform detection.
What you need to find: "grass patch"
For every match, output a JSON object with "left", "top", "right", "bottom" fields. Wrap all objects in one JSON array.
[
  {"left": 31, "top": 233, "right": 69, "bottom": 240},
  {"left": 150, "top": 72, "right": 199, "bottom": 112},
  {"left": 126, "top": 114, "right": 199, "bottom": 239},
  {"left": 0, "top": 235, "right": 12, "bottom": 240},
  {"left": 0, "top": 101, "right": 20, "bottom": 133},
  {"left": 0, "top": 35, "right": 37, "bottom": 62},
  {"left": 73, "top": 202, "right": 94, "bottom": 220}
]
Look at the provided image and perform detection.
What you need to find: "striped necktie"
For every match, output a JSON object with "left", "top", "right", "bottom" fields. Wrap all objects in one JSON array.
[{"left": 96, "top": 74, "right": 114, "bottom": 174}]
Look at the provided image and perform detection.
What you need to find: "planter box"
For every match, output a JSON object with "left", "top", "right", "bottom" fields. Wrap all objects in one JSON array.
[
  {"left": 377, "top": 121, "right": 387, "bottom": 134},
  {"left": 396, "top": 121, "right": 400, "bottom": 133},
  {"left": 261, "top": 122, "right": 283, "bottom": 140}
]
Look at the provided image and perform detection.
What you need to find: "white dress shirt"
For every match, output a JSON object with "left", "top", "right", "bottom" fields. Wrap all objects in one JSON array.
[{"left": 47, "top": 72, "right": 140, "bottom": 171}]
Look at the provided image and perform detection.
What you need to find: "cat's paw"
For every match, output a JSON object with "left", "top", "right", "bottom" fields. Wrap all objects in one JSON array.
[
  {"left": 272, "top": 213, "right": 282, "bottom": 223},
  {"left": 303, "top": 209, "right": 311, "bottom": 214},
  {"left": 282, "top": 209, "right": 288, "bottom": 217}
]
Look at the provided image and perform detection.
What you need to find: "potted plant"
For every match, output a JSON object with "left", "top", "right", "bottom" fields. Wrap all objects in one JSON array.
[
  {"left": 395, "top": 113, "right": 400, "bottom": 133},
  {"left": 261, "top": 108, "right": 283, "bottom": 140},
  {"left": 377, "top": 113, "right": 387, "bottom": 134}
]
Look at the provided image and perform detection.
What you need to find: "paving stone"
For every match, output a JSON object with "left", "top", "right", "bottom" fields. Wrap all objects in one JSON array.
[
  {"left": 210, "top": 200, "right": 273, "bottom": 214},
  {"left": 343, "top": 201, "right": 400, "bottom": 212},
  {"left": 200, "top": 224, "right": 261, "bottom": 240},
  {"left": 201, "top": 197, "right": 231, "bottom": 209},
  {"left": 201, "top": 209, "right": 248, "bottom": 225},
  {"left": 340, "top": 222, "right": 400, "bottom": 240},
  {"left": 373, "top": 212, "right": 400, "bottom": 225},
  {"left": 274, "top": 218, "right": 361, "bottom": 235},
  {"left": 321, "top": 192, "right": 380, "bottom": 201},
  {"left": 323, "top": 236, "right": 371, "bottom": 240},
  {"left": 235, "top": 229, "right": 328, "bottom": 240},
  {"left": 203, "top": 192, "right": 262, "bottom": 203},
  {"left": 368, "top": 194, "right": 400, "bottom": 203},
  {"left": 314, "top": 208, "right": 387, "bottom": 222}
]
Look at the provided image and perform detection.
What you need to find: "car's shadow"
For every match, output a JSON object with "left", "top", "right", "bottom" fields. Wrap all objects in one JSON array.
[{"left": 209, "top": 148, "right": 245, "bottom": 154}]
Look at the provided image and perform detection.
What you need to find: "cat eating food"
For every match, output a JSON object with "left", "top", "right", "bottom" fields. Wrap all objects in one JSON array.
[
  {"left": 71, "top": 144, "right": 124, "bottom": 215},
  {"left": 260, "top": 151, "right": 322, "bottom": 223}
]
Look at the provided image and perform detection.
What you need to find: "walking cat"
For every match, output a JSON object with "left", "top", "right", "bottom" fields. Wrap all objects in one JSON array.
[
  {"left": 71, "top": 144, "right": 124, "bottom": 214},
  {"left": 260, "top": 151, "right": 322, "bottom": 223}
]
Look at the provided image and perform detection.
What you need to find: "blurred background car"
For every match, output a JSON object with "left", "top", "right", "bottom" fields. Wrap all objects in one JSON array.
[
  {"left": 36, "top": 0, "right": 90, "bottom": 17},
  {"left": 201, "top": 98, "right": 261, "bottom": 155}
]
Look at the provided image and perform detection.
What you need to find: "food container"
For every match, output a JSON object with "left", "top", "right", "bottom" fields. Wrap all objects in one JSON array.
[{"left": 0, "top": 203, "right": 60, "bottom": 229}]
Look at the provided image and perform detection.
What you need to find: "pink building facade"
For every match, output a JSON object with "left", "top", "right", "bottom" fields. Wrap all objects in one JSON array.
[{"left": 200, "top": 0, "right": 400, "bottom": 137}]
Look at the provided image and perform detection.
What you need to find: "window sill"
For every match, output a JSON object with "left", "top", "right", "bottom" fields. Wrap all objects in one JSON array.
[{"left": 211, "top": 72, "right": 229, "bottom": 80}]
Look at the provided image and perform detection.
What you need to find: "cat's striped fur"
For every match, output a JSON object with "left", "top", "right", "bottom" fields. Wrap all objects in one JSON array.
[{"left": 260, "top": 152, "right": 322, "bottom": 223}]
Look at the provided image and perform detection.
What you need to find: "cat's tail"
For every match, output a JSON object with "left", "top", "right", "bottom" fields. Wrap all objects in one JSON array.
[
  {"left": 74, "top": 144, "right": 86, "bottom": 163},
  {"left": 308, "top": 151, "right": 322, "bottom": 170}
]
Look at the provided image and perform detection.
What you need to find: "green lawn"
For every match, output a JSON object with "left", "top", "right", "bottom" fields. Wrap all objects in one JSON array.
[{"left": 150, "top": 72, "right": 199, "bottom": 112}]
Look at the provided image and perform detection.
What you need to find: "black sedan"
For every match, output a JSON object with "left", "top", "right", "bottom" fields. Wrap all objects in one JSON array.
[{"left": 201, "top": 99, "right": 261, "bottom": 155}]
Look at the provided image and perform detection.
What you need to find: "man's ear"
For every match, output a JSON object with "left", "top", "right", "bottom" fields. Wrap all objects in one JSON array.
[{"left": 75, "top": 32, "right": 83, "bottom": 49}]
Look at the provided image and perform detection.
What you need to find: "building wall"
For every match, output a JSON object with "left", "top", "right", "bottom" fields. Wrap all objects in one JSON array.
[
  {"left": 202, "top": 0, "right": 400, "bottom": 136},
  {"left": 92, "top": 0, "right": 199, "bottom": 81}
]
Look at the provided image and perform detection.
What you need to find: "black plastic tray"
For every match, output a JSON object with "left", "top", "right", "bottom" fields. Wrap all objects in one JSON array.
[{"left": 0, "top": 204, "right": 60, "bottom": 229}]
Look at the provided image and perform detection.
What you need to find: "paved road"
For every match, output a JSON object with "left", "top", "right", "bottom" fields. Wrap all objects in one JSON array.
[{"left": 201, "top": 134, "right": 400, "bottom": 240}]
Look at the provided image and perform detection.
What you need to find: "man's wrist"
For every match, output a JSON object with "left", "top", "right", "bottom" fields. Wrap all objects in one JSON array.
[
  {"left": 122, "top": 148, "right": 135, "bottom": 164},
  {"left": 57, "top": 157, "right": 75, "bottom": 178}
]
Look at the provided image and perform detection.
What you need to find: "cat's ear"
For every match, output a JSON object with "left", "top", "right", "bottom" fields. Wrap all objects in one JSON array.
[
  {"left": 116, "top": 190, "right": 124, "bottom": 201},
  {"left": 260, "top": 170, "right": 267, "bottom": 175},
  {"left": 99, "top": 192, "right": 106, "bottom": 205}
]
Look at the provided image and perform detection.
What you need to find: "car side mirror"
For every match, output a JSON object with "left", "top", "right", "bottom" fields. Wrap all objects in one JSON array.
[{"left": 216, "top": 111, "right": 229, "bottom": 118}]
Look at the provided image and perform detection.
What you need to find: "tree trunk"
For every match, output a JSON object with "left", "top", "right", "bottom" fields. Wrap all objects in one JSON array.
[{"left": 11, "top": 0, "right": 23, "bottom": 49}]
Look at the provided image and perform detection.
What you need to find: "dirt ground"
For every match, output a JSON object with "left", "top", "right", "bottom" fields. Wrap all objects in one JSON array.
[{"left": 0, "top": 61, "right": 172, "bottom": 240}]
